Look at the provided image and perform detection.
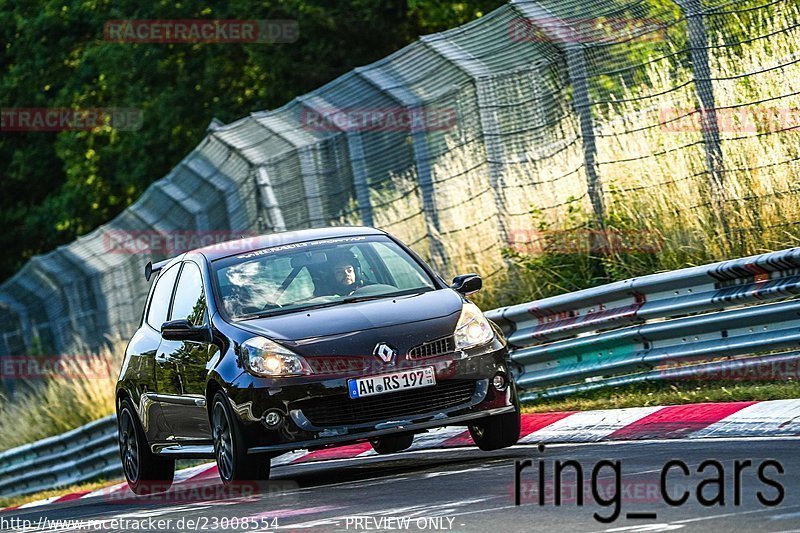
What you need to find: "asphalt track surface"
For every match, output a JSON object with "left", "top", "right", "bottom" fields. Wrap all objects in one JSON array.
[{"left": 3, "top": 438, "right": 800, "bottom": 532}]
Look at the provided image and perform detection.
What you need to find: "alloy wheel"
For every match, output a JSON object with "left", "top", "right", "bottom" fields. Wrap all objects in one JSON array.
[
  {"left": 212, "top": 402, "right": 234, "bottom": 481},
  {"left": 119, "top": 408, "right": 140, "bottom": 483}
]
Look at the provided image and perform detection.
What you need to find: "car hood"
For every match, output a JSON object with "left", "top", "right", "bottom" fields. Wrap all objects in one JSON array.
[{"left": 234, "top": 289, "right": 464, "bottom": 358}]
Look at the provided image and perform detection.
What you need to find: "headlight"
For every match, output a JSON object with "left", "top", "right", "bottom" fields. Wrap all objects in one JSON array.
[
  {"left": 241, "top": 336, "right": 312, "bottom": 376},
  {"left": 454, "top": 303, "right": 494, "bottom": 350}
]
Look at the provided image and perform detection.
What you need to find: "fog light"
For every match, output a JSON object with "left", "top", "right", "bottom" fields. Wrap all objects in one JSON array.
[
  {"left": 492, "top": 374, "right": 507, "bottom": 391},
  {"left": 263, "top": 410, "right": 284, "bottom": 428}
]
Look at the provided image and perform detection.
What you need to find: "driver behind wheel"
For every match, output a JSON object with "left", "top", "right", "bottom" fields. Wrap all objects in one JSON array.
[{"left": 328, "top": 250, "right": 369, "bottom": 296}]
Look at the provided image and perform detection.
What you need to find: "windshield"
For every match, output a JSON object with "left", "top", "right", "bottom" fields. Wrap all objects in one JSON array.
[{"left": 212, "top": 235, "right": 437, "bottom": 319}]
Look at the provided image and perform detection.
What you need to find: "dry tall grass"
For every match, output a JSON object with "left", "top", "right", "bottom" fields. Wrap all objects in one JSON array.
[
  {"left": 0, "top": 343, "right": 119, "bottom": 451},
  {"left": 346, "top": 2, "right": 800, "bottom": 309},
  {"left": 597, "top": 1, "right": 800, "bottom": 270}
]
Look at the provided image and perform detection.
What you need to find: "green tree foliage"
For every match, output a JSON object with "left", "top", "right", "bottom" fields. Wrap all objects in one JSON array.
[{"left": 0, "top": 0, "right": 503, "bottom": 281}]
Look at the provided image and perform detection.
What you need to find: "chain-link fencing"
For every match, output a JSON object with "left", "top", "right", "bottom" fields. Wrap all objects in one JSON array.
[{"left": 1, "top": 0, "right": 799, "bottom": 374}]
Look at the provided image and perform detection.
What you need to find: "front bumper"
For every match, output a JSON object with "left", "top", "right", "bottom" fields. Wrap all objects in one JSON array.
[
  {"left": 225, "top": 340, "right": 516, "bottom": 454},
  {"left": 247, "top": 405, "right": 517, "bottom": 454}
]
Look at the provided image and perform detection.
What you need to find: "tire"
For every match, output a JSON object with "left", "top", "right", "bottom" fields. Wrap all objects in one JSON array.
[
  {"left": 369, "top": 432, "right": 414, "bottom": 454},
  {"left": 118, "top": 398, "right": 175, "bottom": 495},
  {"left": 211, "top": 391, "right": 271, "bottom": 485},
  {"left": 468, "top": 408, "right": 521, "bottom": 451}
]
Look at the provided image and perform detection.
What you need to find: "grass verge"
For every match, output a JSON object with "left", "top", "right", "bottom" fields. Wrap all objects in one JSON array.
[
  {"left": 521, "top": 380, "right": 800, "bottom": 413},
  {"left": 0, "top": 459, "right": 213, "bottom": 510},
  {"left": 0, "top": 479, "right": 117, "bottom": 510}
]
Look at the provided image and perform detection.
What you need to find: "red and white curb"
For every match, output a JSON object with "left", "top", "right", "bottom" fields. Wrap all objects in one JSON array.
[{"left": 5, "top": 399, "right": 800, "bottom": 512}]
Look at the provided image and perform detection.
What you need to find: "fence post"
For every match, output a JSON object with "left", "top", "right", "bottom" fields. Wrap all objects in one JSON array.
[
  {"left": 345, "top": 133, "right": 375, "bottom": 227},
  {"left": 673, "top": 0, "right": 728, "bottom": 243},
  {"left": 297, "top": 147, "right": 326, "bottom": 228},
  {"left": 356, "top": 67, "right": 449, "bottom": 267},
  {"left": 15, "top": 270, "right": 61, "bottom": 354},
  {"left": 0, "top": 332, "right": 9, "bottom": 394},
  {"left": 565, "top": 43, "right": 604, "bottom": 229},
  {"left": 674, "top": 0, "right": 724, "bottom": 186},
  {"left": 409, "top": 117, "right": 448, "bottom": 264},
  {"left": 1, "top": 332, "right": 9, "bottom": 356},
  {"left": 299, "top": 96, "right": 375, "bottom": 227},
  {"left": 422, "top": 37, "right": 510, "bottom": 249},
  {"left": 510, "top": 1, "right": 604, "bottom": 230},
  {"left": 255, "top": 166, "right": 287, "bottom": 232},
  {"left": 252, "top": 116, "right": 326, "bottom": 228}
]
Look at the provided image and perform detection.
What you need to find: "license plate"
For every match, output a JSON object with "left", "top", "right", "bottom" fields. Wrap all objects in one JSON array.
[{"left": 348, "top": 366, "right": 436, "bottom": 399}]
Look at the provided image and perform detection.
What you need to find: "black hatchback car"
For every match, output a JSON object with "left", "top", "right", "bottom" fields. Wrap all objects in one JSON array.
[{"left": 116, "top": 226, "right": 520, "bottom": 493}]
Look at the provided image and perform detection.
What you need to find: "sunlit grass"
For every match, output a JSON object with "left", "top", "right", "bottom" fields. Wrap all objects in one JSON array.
[
  {"left": 0, "top": 343, "right": 119, "bottom": 451},
  {"left": 348, "top": 3, "right": 800, "bottom": 311}
]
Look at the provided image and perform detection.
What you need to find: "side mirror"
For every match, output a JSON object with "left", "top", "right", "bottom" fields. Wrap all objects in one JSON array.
[
  {"left": 161, "top": 319, "right": 211, "bottom": 342},
  {"left": 451, "top": 273, "right": 482, "bottom": 295}
]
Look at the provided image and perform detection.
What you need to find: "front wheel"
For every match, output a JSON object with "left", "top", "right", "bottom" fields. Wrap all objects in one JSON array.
[
  {"left": 211, "top": 391, "right": 270, "bottom": 485},
  {"left": 468, "top": 408, "right": 521, "bottom": 451},
  {"left": 118, "top": 398, "right": 175, "bottom": 495},
  {"left": 370, "top": 432, "right": 414, "bottom": 454}
]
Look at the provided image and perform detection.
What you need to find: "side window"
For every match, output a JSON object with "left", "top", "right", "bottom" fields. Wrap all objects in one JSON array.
[
  {"left": 146, "top": 264, "right": 180, "bottom": 329},
  {"left": 170, "top": 262, "right": 207, "bottom": 326}
]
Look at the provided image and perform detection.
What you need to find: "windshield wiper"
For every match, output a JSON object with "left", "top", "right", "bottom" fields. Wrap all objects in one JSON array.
[
  {"left": 235, "top": 288, "right": 434, "bottom": 321},
  {"left": 343, "top": 287, "right": 431, "bottom": 303},
  {"left": 340, "top": 294, "right": 388, "bottom": 304},
  {"left": 236, "top": 300, "right": 343, "bottom": 321}
]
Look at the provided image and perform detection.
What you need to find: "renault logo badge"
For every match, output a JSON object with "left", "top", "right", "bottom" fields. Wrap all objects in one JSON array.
[{"left": 374, "top": 342, "right": 397, "bottom": 364}]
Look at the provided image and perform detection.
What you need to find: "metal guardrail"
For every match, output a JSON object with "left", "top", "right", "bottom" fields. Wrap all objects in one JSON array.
[
  {"left": 486, "top": 247, "right": 800, "bottom": 401},
  {"left": 3, "top": 247, "right": 800, "bottom": 498},
  {"left": 0, "top": 415, "right": 120, "bottom": 499}
]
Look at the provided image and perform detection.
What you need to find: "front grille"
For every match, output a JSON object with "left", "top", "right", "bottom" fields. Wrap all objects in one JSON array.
[
  {"left": 408, "top": 336, "right": 455, "bottom": 359},
  {"left": 297, "top": 379, "right": 476, "bottom": 427}
]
